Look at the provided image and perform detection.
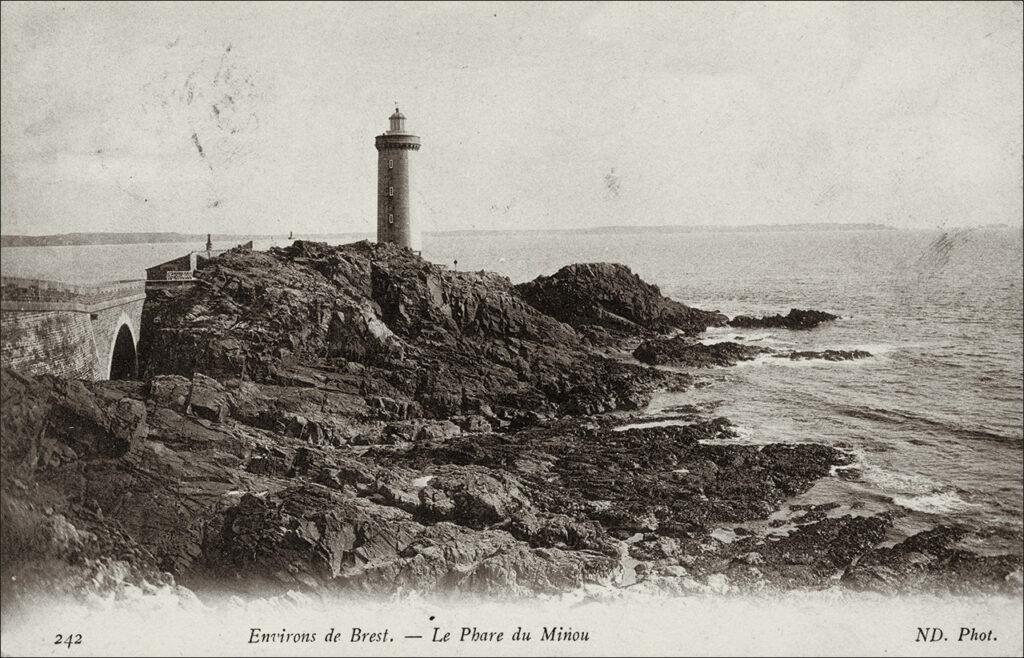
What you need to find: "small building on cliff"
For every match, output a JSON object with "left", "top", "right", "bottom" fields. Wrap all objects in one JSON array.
[{"left": 145, "top": 234, "right": 252, "bottom": 287}]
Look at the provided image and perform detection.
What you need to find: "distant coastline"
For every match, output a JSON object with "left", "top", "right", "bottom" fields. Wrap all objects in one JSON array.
[
  {"left": 0, "top": 222, "right": 896, "bottom": 248},
  {"left": 3, "top": 222, "right": 1020, "bottom": 248}
]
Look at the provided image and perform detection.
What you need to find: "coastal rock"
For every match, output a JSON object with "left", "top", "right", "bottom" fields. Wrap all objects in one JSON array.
[
  {"left": 139, "top": 241, "right": 685, "bottom": 420},
  {"left": 633, "top": 338, "right": 768, "bottom": 367},
  {"left": 326, "top": 303, "right": 406, "bottom": 364},
  {"left": 751, "top": 514, "right": 892, "bottom": 586},
  {"left": 776, "top": 349, "right": 871, "bottom": 362},
  {"left": 417, "top": 466, "right": 534, "bottom": 529},
  {"left": 186, "top": 372, "right": 230, "bottom": 423},
  {"left": 3, "top": 357, "right": 1012, "bottom": 598},
  {"left": 376, "top": 417, "right": 849, "bottom": 542},
  {"left": 335, "top": 523, "right": 619, "bottom": 594},
  {"left": 148, "top": 375, "right": 192, "bottom": 409},
  {"left": 728, "top": 308, "right": 838, "bottom": 330},
  {"left": 841, "top": 525, "right": 1023, "bottom": 594},
  {"left": 0, "top": 370, "right": 140, "bottom": 461},
  {"left": 2, "top": 242, "right": 1010, "bottom": 600},
  {"left": 107, "top": 398, "right": 148, "bottom": 447},
  {"left": 633, "top": 339, "right": 870, "bottom": 368},
  {"left": 514, "top": 263, "right": 727, "bottom": 337},
  {"left": 414, "top": 420, "right": 462, "bottom": 443}
]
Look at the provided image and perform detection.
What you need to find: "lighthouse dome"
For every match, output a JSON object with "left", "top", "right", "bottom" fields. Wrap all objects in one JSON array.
[{"left": 388, "top": 108, "right": 407, "bottom": 133}]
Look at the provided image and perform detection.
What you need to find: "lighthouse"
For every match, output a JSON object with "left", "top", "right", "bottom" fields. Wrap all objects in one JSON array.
[{"left": 375, "top": 108, "right": 421, "bottom": 251}]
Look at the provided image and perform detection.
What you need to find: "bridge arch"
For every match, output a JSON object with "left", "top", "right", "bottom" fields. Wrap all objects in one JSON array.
[
  {"left": 109, "top": 323, "right": 137, "bottom": 380},
  {"left": 105, "top": 311, "right": 138, "bottom": 380}
]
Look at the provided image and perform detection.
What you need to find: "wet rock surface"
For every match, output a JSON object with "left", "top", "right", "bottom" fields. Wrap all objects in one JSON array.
[
  {"left": 841, "top": 526, "right": 1024, "bottom": 594},
  {"left": 1, "top": 243, "right": 1017, "bottom": 602},
  {"left": 634, "top": 339, "right": 769, "bottom": 367},
  {"left": 633, "top": 339, "right": 873, "bottom": 368},
  {"left": 728, "top": 308, "right": 839, "bottom": 330},
  {"left": 777, "top": 349, "right": 872, "bottom": 362}
]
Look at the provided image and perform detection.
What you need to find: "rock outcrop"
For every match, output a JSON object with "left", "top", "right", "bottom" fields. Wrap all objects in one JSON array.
[
  {"left": 841, "top": 526, "right": 1024, "bottom": 594},
  {"left": 634, "top": 339, "right": 768, "bottom": 368},
  {"left": 139, "top": 242, "right": 686, "bottom": 420},
  {"left": 632, "top": 340, "right": 872, "bottom": 368},
  {"left": 728, "top": 308, "right": 838, "bottom": 330},
  {"left": 777, "top": 349, "right": 872, "bottom": 362},
  {"left": 1, "top": 370, "right": 871, "bottom": 599},
  {"left": 515, "top": 263, "right": 727, "bottom": 338}
]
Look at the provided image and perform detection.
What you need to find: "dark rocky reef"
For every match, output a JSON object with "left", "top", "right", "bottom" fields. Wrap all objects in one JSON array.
[
  {"left": 729, "top": 308, "right": 839, "bottom": 330},
  {"left": 777, "top": 349, "right": 872, "bottom": 362},
  {"left": 1, "top": 243, "right": 1017, "bottom": 604},
  {"left": 633, "top": 339, "right": 872, "bottom": 368},
  {"left": 841, "top": 525, "right": 1024, "bottom": 594},
  {"left": 514, "top": 262, "right": 726, "bottom": 339},
  {"left": 634, "top": 339, "right": 769, "bottom": 368},
  {"left": 5, "top": 369, "right": 895, "bottom": 601}
]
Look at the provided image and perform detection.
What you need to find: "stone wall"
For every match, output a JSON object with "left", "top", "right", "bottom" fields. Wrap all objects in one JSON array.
[
  {"left": 1, "top": 277, "right": 146, "bottom": 381},
  {"left": 145, "top": 254, "right": 194, "bottom": 281},
  {"left": 0, "top": 310, "right": 97, "bottom": 380}
]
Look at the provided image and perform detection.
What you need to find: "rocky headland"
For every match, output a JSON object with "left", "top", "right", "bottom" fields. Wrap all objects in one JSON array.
[{"left": 1, "top": 241, "right": 1019, "bottom": 608}]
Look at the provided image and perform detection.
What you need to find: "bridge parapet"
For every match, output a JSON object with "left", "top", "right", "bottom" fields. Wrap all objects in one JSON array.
[{"left": 1, "top": 277, "right": 146, "bottom": 312}]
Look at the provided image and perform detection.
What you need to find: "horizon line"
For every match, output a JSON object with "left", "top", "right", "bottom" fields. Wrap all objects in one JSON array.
[{"left": 3, "top": 221, "right": 1022, "bottom": 244}]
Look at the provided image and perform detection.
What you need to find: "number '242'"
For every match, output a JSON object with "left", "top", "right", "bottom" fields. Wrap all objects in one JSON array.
[{"left": 54, "top": 634, "right": 82, "bottom": 648}]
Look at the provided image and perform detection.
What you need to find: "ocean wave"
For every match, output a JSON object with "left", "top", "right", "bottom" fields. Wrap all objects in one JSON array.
[
  {"left": 829, "top": 463, "right": 863, "bottom": 478},
  {"left": 833, "top": 403, "right": 1022, "bottom": 446},
  {"left": 613, "top": 418, "right": 688, "bottom": 432},
  {"left": 699, "top": 331, "right": 778, "bottom": 346},
  {"left": 861, "top": 464, "right": 944, "bottom": 496},
  {"left": 861, "top": 464, "right": 982, "bottom": 516},
  {"left": 698, "top": 333, "right": 744, "bottom": 346},
  {"left": 697, "top": 424, "right": 777, "bottom": 446},
  {"left": 891, "top": 491, "right": 980, "bottom": 515},
  {"left": 732, "top": 350, "right": 876, "bottom": 369}
]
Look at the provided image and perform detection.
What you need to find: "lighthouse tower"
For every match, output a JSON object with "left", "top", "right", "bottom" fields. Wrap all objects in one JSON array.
[{"left": 375, "top": 108, "right": 421, "bottom": 251}]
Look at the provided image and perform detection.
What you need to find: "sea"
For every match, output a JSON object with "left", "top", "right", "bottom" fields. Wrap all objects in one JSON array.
[{"left": 2, "top": 227, "right": 1022, "bottom": 552}]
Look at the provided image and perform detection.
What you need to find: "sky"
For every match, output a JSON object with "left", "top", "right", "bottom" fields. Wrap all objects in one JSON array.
[{"left": 1, "top": 1, "right": 1021, "bottom": 236}]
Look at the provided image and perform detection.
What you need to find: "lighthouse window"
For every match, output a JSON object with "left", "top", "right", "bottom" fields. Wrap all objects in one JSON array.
[
  {"left": 388, "top": 214, "right": 394, "bottom": 224},
  {"left": 389, "top": 186, "right": 394, "bottom": 196},
  {"left": 388, "top": 159, "right": 393, "bottom": 169}
]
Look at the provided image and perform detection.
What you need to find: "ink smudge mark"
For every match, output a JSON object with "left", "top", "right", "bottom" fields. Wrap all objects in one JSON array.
[
  {"left": 604, "top": 168, "right": 621, "bottom": 198},
  {"left": 192, "top": 132, "right": 213, "bottom": 170},
  {"left": 145, "top": 43, "right": 265, "bottom": 174},
  {"left": 920, "top": 228, "right": 975, "bottom": 273},
  {"left": 191, "top": 132, "right": 205, "bottom": 158},
  {"left": 893, "top": 227, "right": 977, "bottom": 312}
]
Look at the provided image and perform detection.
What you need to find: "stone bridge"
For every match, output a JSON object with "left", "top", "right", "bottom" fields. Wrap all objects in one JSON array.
[{"left": 1, "top": 277, "right": 146, "bottom": 381}]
